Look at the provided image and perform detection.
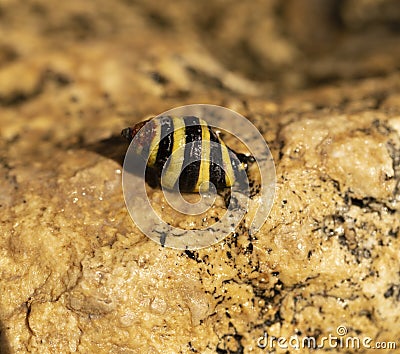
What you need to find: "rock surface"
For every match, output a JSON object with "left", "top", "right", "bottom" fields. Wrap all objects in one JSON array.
[{"left": 0, "top": 1, "right": 399, "bottom": 353}]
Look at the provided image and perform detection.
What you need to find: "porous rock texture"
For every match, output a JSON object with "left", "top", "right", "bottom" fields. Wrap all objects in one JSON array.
[{"left": 0, "top": 1, "right": 399, "bottom": 353}]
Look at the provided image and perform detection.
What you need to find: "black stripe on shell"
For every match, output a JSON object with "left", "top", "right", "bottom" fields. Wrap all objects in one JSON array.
[
  {"left": 208, "top": 126, "right": 228, "bottom": 189},
  {"left": 179, "top": 116, "right": 202, "bottom": 192},
  {"left": 228, "top": 149, "right": 247, "bottom": 191},
  {"left": 154, "top": 116, "right": 175, "bottom": 171}
]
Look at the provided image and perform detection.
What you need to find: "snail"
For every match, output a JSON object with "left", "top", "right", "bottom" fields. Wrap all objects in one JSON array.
[{"left": 122, "top": 115, "right": 253, "bottom": 193}]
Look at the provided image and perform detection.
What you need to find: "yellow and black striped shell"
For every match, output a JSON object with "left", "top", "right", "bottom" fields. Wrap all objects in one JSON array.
[{"left": 121, "top": 116, "right": 247, "bottom": 193}]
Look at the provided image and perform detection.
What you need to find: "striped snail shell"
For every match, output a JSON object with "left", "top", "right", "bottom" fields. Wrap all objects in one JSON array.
[{"left": 122, "top": 115, "right": 251, "bottom": 193}]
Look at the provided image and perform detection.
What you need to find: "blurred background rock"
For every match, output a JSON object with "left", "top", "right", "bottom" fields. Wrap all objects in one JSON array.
[
  {"left": 1, "top": 0, "right": 399, "bottom": 145},
  {"left": 1, "top": 0, "right": 399, "bottom": 99}
]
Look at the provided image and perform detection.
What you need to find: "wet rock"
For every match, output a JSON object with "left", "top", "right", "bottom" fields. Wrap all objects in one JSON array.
[{"left": 0, "top": 1, "right": 399, "bottom": 353}]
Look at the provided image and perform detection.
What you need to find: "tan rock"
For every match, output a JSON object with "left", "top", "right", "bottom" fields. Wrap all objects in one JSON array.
[{"left": 0, "top": 1, "right": 399, "bottom": 353}]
